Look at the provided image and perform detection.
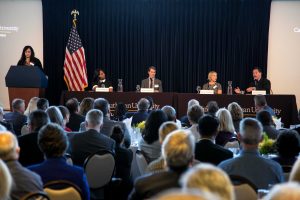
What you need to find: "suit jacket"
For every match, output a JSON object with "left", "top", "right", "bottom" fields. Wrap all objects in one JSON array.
[
  {"left": 0, "top": 120, "right": 15, "bottom": 134},
  {"left": 141, "top": 78, "right": 163, "bottom": 92},
  {"left": 18, "top": 132, "right": 44, "bottom": 167},
  {"left": 6, "top": 160, "right": 43, "bottom": 200},
  {"left": 4, "top": 111, "right": 27, "bottom": 136},
  {"left": 69, "top": 129, "right": 115, "bottom": 166},
  {"left": 28, "top": 157, "right": 90, "bottom": 200},
  {"left": 131, "top": 110, "right": 149, "bottom": 126},
  {"left": 249, "top": 77, "right": 271, "bottom": 94},
  {"left": 195, "top": 139, "right": 233, "bottom": 165},
  {"left": 66, "top": 112, "right": 85, "bottom": 132}
]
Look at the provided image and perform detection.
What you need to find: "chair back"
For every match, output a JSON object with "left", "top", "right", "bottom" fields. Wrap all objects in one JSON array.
[
  {"left": 230, "top": 175, "right": 257, "bottom": 200},
  {"left": 20, "top": 191, "right": 50, "bottom": 200},
  {"left": 83, "top": 150, "right": 115, "bottom": 189},
  {"left": 136, "top": 150, "right": 148, "bottom": 176},
  {"left": 43, "top": 180, "right": 83, "bottom": 200}
]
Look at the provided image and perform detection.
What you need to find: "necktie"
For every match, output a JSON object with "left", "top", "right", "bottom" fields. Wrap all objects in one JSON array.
[{"left": 150, "top": 78, "right": 153, "bottom": 88}]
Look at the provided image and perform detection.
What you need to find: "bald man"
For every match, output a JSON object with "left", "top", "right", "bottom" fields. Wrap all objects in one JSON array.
[{"left": 0, "top": 131, "right": 43, "bottom": 199}]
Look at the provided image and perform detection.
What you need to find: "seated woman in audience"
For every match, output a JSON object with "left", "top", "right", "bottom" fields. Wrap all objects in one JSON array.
[
  {"left": 272, "top": 130, "right": 300, "bottom": 170},
  {"left": 138, "top": 110, "right": 167, "bottom": 162},
  {"left": 228, "top": 102, "right": 243, "bottom": 133},
  {"left": 112, "top": 102, "right": 128, "bottom": 121},
  {"left": 58, "top": 106, "right": 72, "bottom": 132},
  {"left": 202, "top": 71, "right": 222, "bottom": 94},
  {"left": 21, "top": 97, "right": 40, "bottom": 135},
  {"left": 110, "top": 125, "right": 133, "bottom": 198},
  {"left": 215, "top": 108, "right": 237, "bottom": 146},
  {"left": 0, "top": 159, "right": 12, "bottom": 200},
  {"left": 28, "top": 123, "right": 90, "bottom": 200},
  {"left": 46, "top": 106, "right": 64, "bottom": 128},
  {"left": 78, "top": 97, "right": 94, "bottom": 116},
  {"left": 256, "top": 110, "right": 279, "bottom": 140}
]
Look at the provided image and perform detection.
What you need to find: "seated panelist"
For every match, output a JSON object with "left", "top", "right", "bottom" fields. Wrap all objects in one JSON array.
[
  {"left": 202, "top": 71, "right": 222, "bottom": 94},
  {"left": 92, "top": 68, "right": 113, "bottom": 90},
  {"left": 141, "top": 66, "right": 163, "bottom": 92}
]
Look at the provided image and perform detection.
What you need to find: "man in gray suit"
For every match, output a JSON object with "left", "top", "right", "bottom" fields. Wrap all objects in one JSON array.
[{"left": 141, "top": 66, "right": 163, "bottom": 92}]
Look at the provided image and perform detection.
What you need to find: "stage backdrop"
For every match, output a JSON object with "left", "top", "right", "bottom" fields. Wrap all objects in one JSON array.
[{"left": 42, "top": 0, "right": 272, "bottom": 104}]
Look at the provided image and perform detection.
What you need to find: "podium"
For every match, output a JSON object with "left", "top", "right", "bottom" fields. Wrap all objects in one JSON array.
[{"left": 5, "top": 65, "right": 48, "bottom": 110}]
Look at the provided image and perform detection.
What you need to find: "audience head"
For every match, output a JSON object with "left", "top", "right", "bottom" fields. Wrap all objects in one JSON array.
[
  {"left": 137, "top": 98, "right": 150, "bottom": 112},
  {"left": 207, "top": 101, "right": 219, "bottom": 116},
  {"left": 239, "top": 118, "right": 263, "bottom": 146},
  {"left": 28, "top": 110, "right": 50, "bottom": 132},
  {"left": 290, "top": 159, "right": 300, "bottom": 182},
  {"left": 85, "top": 109, "right": 103, "bottom": 131},
  {"left": 181, "top": 163, "right": 234, "bottom": 200},
  {"left": 254, "top": 95, "right": 267, "bottom": 111},
  {"left": 228, "top": 102, "right": 243, "bottom": 121},
  {"left": 142, "top": 110, "right": 168, "bottom": 144},
  {"left": 256, "top": 110, "right": 273, "bottom": 126},
  {"left": 155, "top": 189, "right": 221, "bottom": 200},
  {"left": 162, "top": 130, "right": 195, "bottom": 171},
  {"left": 114, "top": 102, "right": 127, "bottom": 117},
  {"left": 46, "top": 106, "right": 64, "bottom": 127},
  {"left": 145, "top": 96, "right": 154, "bottom": 110},
  {"left": 38, "top": 123, "right": 68, "bottom": 159},
  {"left": 275, "top": 130, "right": 300, "bottom": 159},
  {"left": 24, "top": 97, "right": 39, "bottom": 116},
  {"left": 159, "top": 121, "right": 179, "bottom": 143},
  {"left": 216, "top": 108, "right": 235, "bottom": 133},
  {"left": 187, "top": 105, "right": 204, "bottom": 125},
  {"left": 37, "top": 98, "right": 49, "bottom": 111},
  {"left": 79, "top": 97, "right": 94, "bottom": 116},
  {"left": 162, "top": 105, "right": 177, "bottom": 122},
  {"left": 0, "top": 131, "right": 19, "bottom": 161},
  {"left": 58, "top": 106, "right": 70, "bottom": 127},
  {"left": 12, "top": 98, "right": 25, "bottom": 113},
  {"left": 198, "top": 115, "right": 219, "bottom": 138},
  {"left": 111, "top": 125, "right": 124, "bottom": 145},
  {"left": 263, "top": 182, "right": 300, "bottom": 200},
  {"left": 65, "top": 98, "right": 79, "bottom": 114},
  {"left": 187, "top": 99, "right": 200, "bottom": 108},
  {"left": 93, "top": 98, "right": 110, "bottom": 117},
  {"left": 0, "top": 159, "right": 12, "bottom": 200}
]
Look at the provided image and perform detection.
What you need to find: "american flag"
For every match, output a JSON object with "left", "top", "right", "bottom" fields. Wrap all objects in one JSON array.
[{"left": 63, "top": 27, "right": 88, "bottom": 91}]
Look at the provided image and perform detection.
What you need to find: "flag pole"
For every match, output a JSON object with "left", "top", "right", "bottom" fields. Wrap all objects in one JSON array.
[{"left": 71, "top": 9, "right": 79, "bottom": 28}]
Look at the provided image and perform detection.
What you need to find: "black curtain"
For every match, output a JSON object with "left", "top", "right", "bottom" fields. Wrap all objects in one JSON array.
[{"left": 42, "top": 0, "right": 271, "bottom": 104}]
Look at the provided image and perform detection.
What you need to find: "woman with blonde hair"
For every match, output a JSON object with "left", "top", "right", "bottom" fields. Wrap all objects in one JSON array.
[
  {"left": 202, "top": 71, "right": 222, "bottom": 94},
  {"left": 228, "top": 102, "right": 243, "bottom": 133},
  {"left": 24, "top": 97, "right": 39, "bottom": 117},
  {"left": 215, "top": 108, "right": 236, "bottom": 146}
]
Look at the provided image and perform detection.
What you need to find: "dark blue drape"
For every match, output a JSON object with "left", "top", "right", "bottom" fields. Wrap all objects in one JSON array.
[{"left": 42, "top": 0, "right": 271, "bottom": 104}]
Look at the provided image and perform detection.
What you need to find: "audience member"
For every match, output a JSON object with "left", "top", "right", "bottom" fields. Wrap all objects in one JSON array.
[
  {"left": 46, "top": 106, "right": 64, "bottom": 128},
  {"left": 263, "top": 182, "right": 300, "bottom": 200},
  {"left": 254, "top": 95, "right": 275, "bottom": 116},
  {"left": 155, "top": 189, "right": 221, "bottom": 200},
  {"left": 24, "top": 97, "right": 39, "bottom": 117},
  {"left": 0, "top": 159, "right": 12, "bottom": 200},
  {"left": 195, "top": 115, "right": 233, "bottom": 165},
  {"left": 145, "top": 96, "right": 154, "bottom": 112},
  {"left": 69, "top": 109, "right": 115, "bottom": 166},
  {"left": 215, "top": 108, "right": 237, "bottom": 146},
  {"left": 131, "top": 98, "right": 150, "bottom": 126},
  {"left": 0, "top": 131, "right": 43, "bottom": 199},
  {"left": 138, "top": 110, "right": 168, "bottom": 162},
  {"left": 28, "top": 123, "right": 90, "bottom": 200},
  {"left": 18, "top": 110, "right": 50, "bottom": 166},
  {"left": 289, "top": 157, "right": 300, "bottom": 182},
  {"left": 206, "top": 101, "right": 219, "bottom": 116},
  {"left": 228, "top": 102, "right": 243, "bottom": 133},
  {"left": 180, "top": 99, "right": 200, "bottom": 128},
  {"left": 112, "top": 102, "right": 128, "bottom": 121},
  {"left": 4, "top": 98, "right": 27, "bottom": 136},
  {"left": 58, "top": 105, "right": 72, "bottom": 132},
  {"left": 36, "top": 98, "right": 49, "bottom": 111},
  {"left": 161, "top": 105, "right": 182, "bottom": 128},
  {"left": 78, "top": 97, "right": 94, "bottom": 116},
  {"left": 129, "top": 130, "right": 195, "bottom": 199},
  {"left": 0, "top": 106, "right": 14, "bottom": 134},
  {"left": 66, "top": 98, "right": 85, "bottom": 131},
  {"left": 219, "top": 118, "right": 284, "bottom": 189},
  {"left": 257, "top": 110, "right": 279, "bottom": 140},
  {"left": 180, "top": 163, "right": 234, "bottom": 200},
  {"left": 293, "top": 109, "right": 300, "bottom": 135},
  {"left": 187, "top": 104, "right": 204, "bottom": 142}
]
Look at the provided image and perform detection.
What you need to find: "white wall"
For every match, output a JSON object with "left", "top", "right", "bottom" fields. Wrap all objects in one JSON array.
[
  {"left": 268, "top": 1, "right": 300, "bottom": 109},
  {"left": 0, "top": 0, "right": 43, "bottom": 109}
]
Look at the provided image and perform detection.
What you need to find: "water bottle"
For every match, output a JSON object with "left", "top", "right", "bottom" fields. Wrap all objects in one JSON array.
[
  {"left": 227, "top": 81, "right": 233, "bottom": 95},
  {"left": 117, "top": 79, "right": 123, "bottom": 92}
]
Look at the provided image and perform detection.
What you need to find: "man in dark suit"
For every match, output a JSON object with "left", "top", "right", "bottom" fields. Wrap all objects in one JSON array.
[
  {"left": 18, "top": 110, "right": 50, "bottom": 166},
  {"left": 69, "top": 109, "right": 115, "bottom": 166},
  {"left": 195, "top": 115, "right": 233, "bottom": 165},
  {"left": 131, "top": 98, "right": 150, "bottom": 126},
  {"left": 128, "top": 130, "right": 194, "bottom": 200},
  {"left": 141, "top": 66, "right": 163, "bottom": 92},
  {"left": 4, "top": 98, "right": 27, "bottom": 136},
  {"left": 92, "top": 68, "right": 113, "bottom": 90},
  {"left": 66, "top": 98, "right": 85, "bottom": 131}
]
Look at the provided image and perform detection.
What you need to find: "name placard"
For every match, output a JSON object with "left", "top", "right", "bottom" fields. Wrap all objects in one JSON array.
[
  {"left": 95, "top": 87, "right": 109, "bottom": 92},
  {"left": 141, "top": 88, "right": 154, "bottom": 93},
  {"left": 252, "top": 90, "right": 266, "bottom": 95},
  {"left": 200, "top": 90, "right": 214, "bottom": 94}
]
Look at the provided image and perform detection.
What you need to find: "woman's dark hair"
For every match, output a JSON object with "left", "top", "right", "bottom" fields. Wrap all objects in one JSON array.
[
  {"left": 92, "top": 68, "right": 105, "bottom": 83},
  {"left": 19, "top": 45, "right": 35, "bottom": 64},
  {"left": 79, "top": 97, "right": 94, "bottom": 116},
  {"left": 111, "top": 125, "right": 124, "bottom": 144},
  {"left": 276, "top": 130, "right": 300, "bottom": 158},
  {"left": 145, "top": 96, "right": 154, "bottom": 110},
  {"left": 256, "top": 110, "right": 272, "bottom": 126},
  {"left": 142, "top": 110, "right": 167, "bottom": 144},
  {"left": 114, "top": 102, "right": 127, "bottom": 119},
  {"left": 207, "top": 101, "right": 219, "bottom": 116},
  {"left": 58, "top": 106, "right": 70, "bottom": 119}
]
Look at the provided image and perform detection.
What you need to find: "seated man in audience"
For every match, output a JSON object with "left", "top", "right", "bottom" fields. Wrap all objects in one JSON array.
[
  {"left": 80, "top": 98, "right": 131, "bottom": 148},
  {"left": 256, "top": 110, "right": 279, "bottom": 139},
  {"left": 194, "top": 115, "right": 233, "bottom": 165},
  {"left": 0, "top": 131, "right": 43, "bottom": 199},
  {"left": 129, "top": 130, "right": 195, "bottom": 200},
  {"left": 206, "top": 101, "right": 219, "bottom": 116},
  {"left": 28, "top": 123, "right": 90, "bottom": 200},
  {"left": 4, "top": 98, "right": 27, "bottom": 136},
  {"left": 18, "top": 110, "right": 50, "bottom": 166},
  {"left": 180, "top": 99, "right": 200, "bottom": 128},
  {"left": 0, "top": 106, "right": 14, "bottom": 134},
  {"left": 161, "top": 105, "right": 182, "bottom": 128},
  {"left": 66, "top": 98, "right": 85, "bottom": 131},
  {"left": 187, "top": 104, "right": 204, "bottom": 142},
  {"left": 219, "top": 118, "right": 284, "bottom": 189},
  {"left": 69, "top": 109, "right": 115, "bottom": 166},
  {"left": 131, "top": 98, "right": 150, "bottom": 126},
  {"left": 254, "top": 95, "right": 275, "bottom": 116},
  {"left": 36, "top": 98, "right": 49, "bottom": 111}
]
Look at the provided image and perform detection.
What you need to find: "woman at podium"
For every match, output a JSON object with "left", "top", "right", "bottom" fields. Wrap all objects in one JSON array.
[
  {"left": 202, "top": 71, "right": 222, "bottom": 94},
  {"left": 17, "top": 45, "right": 43, "bottom": 72}
]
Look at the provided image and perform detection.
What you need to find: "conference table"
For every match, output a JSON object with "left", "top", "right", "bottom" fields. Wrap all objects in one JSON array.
[{"left": 61, "top": 91, "right": 299, "bottom": 128}]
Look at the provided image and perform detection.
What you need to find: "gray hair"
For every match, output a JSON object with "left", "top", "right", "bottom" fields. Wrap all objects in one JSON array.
[
  {"left": 161, "top": 106, "right": 176, "bottom": 121},
  {"left": 188, "top": 99, "right": 200, "bottom": 108},
  {"left": 93, "top": 98, "right": 109, "bottom": 116},
  {"left": 137, "top": 98, "right": 150, "bottom": 111},
  {"left": 12, "top": 98, "right": 25, "bottom": 111},
  {"left": 46, "top": 106, "right": 64, "bottom": 127},
  {"left": 85, "top": 109, "right": 103, "bottom": 127},
  {"left": 239, "top": 118, "right": 263, "bottom": 145}
]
